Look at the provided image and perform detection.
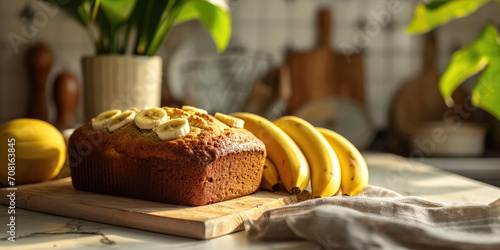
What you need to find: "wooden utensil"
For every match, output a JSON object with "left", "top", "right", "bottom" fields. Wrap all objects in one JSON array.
[
  {"left": 53, "top": 71, "right": 80, "bottom": 130},
  {"left": 334, "top": 53, "right": 365, "bottom": 107},
  {"left": 27, "top": 43, "right": 52, "bottom": 121},
  {"left": 388, "top": 32, "right": 470, "bottom": 155},
  {"left": 0, "top": 178, "right": 310, "bottom": 239},
  {"left": 286, "top": 8, "right": 366, "bottom": 113}
]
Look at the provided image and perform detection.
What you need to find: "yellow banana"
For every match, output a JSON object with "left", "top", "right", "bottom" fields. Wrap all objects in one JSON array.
[
  {"left": 274, "top": 116, "right": 341, "bottom": 198},
  {"left": 261, "top": 158, "right": 280, "bottom": 192},
  {"left": 317, "top": 128, "right": 369, "bottom": 196},
  {"left": 231, "top": 112, "right": 310, "bottom": 194}
]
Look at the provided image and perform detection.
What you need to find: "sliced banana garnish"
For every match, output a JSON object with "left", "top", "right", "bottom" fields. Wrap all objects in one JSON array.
[
  {"left": 181, "top": 105, "right": 208, "bottom": 114},
  {"left": 134, "top": 108, "right": 168, "bottom": 129},
  {"left": 108, "top": 110, "right": 136, "bottom": 132},
  {"left": 156, "top": 118, "right": 190, "bottom": 141},
  {"left": 215, "top": 112, "right": 244, "bottom": 128},
  {"left": 92, "top": 109, "right": 121, "bottom": 130}
]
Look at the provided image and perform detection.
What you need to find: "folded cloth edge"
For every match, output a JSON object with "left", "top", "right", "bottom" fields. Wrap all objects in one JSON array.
[{"left": 244, "top": 185, "right": 500, "bottom": 249}]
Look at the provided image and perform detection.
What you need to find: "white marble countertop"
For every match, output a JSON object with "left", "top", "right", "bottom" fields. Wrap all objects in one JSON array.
[{"left": 1, "top": 153, "right": 500, "bottom": 249}]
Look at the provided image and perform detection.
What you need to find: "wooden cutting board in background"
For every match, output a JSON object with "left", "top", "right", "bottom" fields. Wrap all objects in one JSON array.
[
  {"left": 388, "top": 32, "right": 470, "bottom": 155},
  {"left": 0, "top": 178, "right": 310, "bottom": 239},
  {"left": 286, "top": 8, "right": 366, "bottom": 113}
]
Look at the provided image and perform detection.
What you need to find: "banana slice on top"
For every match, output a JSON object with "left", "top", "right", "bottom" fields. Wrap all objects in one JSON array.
[
  {"left": 134, "top": 108, "right": 168, "bottom": 129},
  {"left": 92, "top": 109, "right": 121, "bottom": 130},
  {"left": 181, "top": 105, "right": 208, "bottom": 114},
  {"left": 215, "top": 113, "right": 244, "bottom": 128},
  {"left": 156, "top": 118, "right": 190, "bottom": 141},
  {"left": 108, "top": 110, "right": 136, "bottom": 132}
]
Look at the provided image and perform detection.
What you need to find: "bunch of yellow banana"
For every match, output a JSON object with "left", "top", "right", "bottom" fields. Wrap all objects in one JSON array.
[
  {"left": 316, "top": 128, "right": 369, "bottom": 196},
  {"left": 231, "top": 113, "right": 310, "bottom": 194},
  {"left": 274, "top": 116, "right": 342, "bottom": 198},
  {"left": 230, "top": 112, "right": 368, "bottom": 197}
]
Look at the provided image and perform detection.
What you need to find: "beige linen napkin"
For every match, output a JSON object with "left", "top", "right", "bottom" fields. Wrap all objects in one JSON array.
[{"left": 245, "top": 186, "right": 500, "bottom": 249}]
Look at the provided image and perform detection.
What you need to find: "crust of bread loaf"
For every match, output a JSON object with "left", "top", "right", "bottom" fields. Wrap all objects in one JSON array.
[{"left": 68, "top": 108, "right": 266, "bottom": 206}]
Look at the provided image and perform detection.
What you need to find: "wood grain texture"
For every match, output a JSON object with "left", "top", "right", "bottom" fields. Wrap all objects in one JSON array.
[
  {"left": 53, "top": 71, "right": 80, "bottom": 130},
  {"left": 0, "top": 178, "right": 310, "bottom": 239},
  {"left": 27, "top": 43, "right": 52, "bottom": 121},
  {"left": 286, "top": 8, "right": 365, "bottom": 113},
  {"left": 388, "top": 32, "right": 471, "bottom": 155}
]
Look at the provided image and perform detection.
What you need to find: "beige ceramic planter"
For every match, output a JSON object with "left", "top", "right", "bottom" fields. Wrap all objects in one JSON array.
[{"left": 82, "top": 55, "right": 162, "bottom": 120}]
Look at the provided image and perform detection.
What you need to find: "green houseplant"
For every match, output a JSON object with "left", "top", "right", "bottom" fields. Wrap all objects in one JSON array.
[
  {"left": 43, "top": 0, "right": 231, "bottom": 119},
  {"left": 407, "top": 0, "right": 500, "bottom": 121}
]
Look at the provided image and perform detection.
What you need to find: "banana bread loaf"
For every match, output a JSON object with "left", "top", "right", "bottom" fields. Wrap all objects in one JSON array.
[{"left": 68, "top": 107, "right": 266, "bottom": 206}]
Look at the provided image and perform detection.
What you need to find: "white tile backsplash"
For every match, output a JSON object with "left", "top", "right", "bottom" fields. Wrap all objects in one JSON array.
[
  {"left": 366, "top": 0, "right": 387, "bottom": 12},
  {"left": 392, "top": 55, "right": 419, "bottom": 83},
  {"left": 291, "top": 0, "right": 317, "bottom": 21},
  {"left": 265, "top": 23, "right": 287, "bottom": 48},
  {"left": 330, "top": 1, "right": 357, "bottom": 22},
  {"left": 366, "top": 55, "right": 387, "bottom": 78},
  {"left": 391, "top": 0, "right": 416, "bottom": 23},
  {"left": 266, "top": 0, "right": 287, "bottom": 21},
  {"left": 291, "top": 23, "right": 315, "bottom": 49},
  {"left": 230, "top": 0, "right": 259, "bottom": 20},
  {"left": 232, "top": 25, "right": 260, "bottom": 49}
]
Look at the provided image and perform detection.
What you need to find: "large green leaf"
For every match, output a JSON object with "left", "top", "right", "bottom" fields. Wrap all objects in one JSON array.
[
  {"left": 94, "top": 5, "right": 112, "bottom": 54},
  {"left": 407, "top": 0, "right": 491, "bottom": 34},
  {"left": 174, "top": 0, "right": 231, "bottom": 52},
  {"left": 145, "top": 0, "right": 231, "bottom": 55},
  {"left": 440, "top": 24, "right": 500, "bottom": 120},
  {"left": 96, "top": 0, "right": 137, "bottom": 53},
  {"left": 134, "top": 0, "right": 171, "bottom": 55},
  {"left": 99, "top": 0, "right": 137, "bottom": 26}
]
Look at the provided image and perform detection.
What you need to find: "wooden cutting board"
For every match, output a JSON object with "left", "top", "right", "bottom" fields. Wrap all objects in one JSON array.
[
  {"left": 388, "top": 32, "right": 471, "bottom": 155},
  {"left": 286, "top": 8, "right": 365, "bottom": 113},
  {"left": 0, "top": 178, "right": 310, "bottom": 239}
]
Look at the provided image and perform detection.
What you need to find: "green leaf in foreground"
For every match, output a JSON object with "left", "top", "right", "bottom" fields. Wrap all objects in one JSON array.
[
  {"left": 407, "top": 0, "right": 491, "bottom": 34},
  {"left": 440, "top": 23, "right": 500, "bottom": 120}
]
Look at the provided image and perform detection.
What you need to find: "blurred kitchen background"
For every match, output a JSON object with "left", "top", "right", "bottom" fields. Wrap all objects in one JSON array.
[{"left": 1, "top": 0, "right": 499, "bottom": 185}]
